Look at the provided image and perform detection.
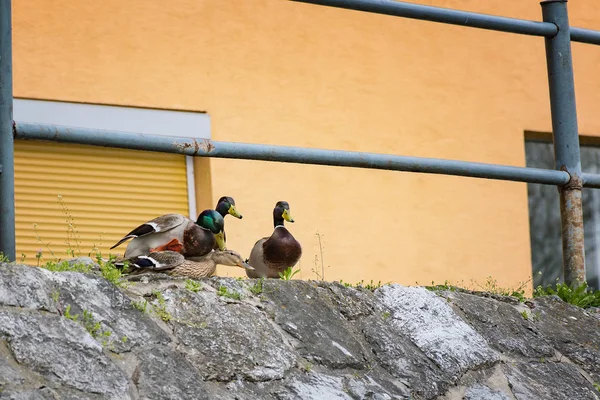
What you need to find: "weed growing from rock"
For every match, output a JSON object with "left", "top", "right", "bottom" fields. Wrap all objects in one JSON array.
[
  {"left": 131, "top": 299, "right": 148, "bottom": 313},
  {"left": 249, "top": 278, "right": 264, "bottom": 295},
  {"left": 354, "top": 279, "right": 385, "bottom": 291},
  {"left": 42, "top": 260, "right": 92, "bottom": 273},
  {"left": 279, "top": 266, "right": 301, "bottom": 280},
  {"left": 185, "top": 279, "right": 202, "bottom": 293},
  {"left": 95, "top": 254, "right": 127, "bottom": 288},
  {"left": 534, "top": 281, "right": 600, "bottom": 309},
  {"left": 217, "top": 285, "right": 242, "bottom": 300},
  {"left": 149, "top": 290, "right": 172, "bottom": 322},
  {"left": 61, "top": 304, "right": 113, "bottom": 345}
]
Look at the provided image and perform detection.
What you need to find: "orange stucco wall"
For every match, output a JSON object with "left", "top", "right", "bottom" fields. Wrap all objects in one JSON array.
[{"left": 12, "top": 1, "right": 600, "bottom": 289}]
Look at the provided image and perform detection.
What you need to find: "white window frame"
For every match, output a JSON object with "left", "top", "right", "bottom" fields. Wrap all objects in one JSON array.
[{"left": 13, "top": 99, "right": 210, "bottom": 218}]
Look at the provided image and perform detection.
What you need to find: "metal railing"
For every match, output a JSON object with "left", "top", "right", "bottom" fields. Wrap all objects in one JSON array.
[{"left": 1, "top": 0, "right": 600, "bottom": 286}]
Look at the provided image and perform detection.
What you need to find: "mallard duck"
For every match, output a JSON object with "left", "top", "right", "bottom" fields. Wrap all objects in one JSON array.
[
  {"left": 118, "top": 249, "right": 254, "bottom": 279},
  {"left": 213, "top": 196, "right": 243, "bottom": 250},
  {"left": 110, "top": 210, "right": 226, "bottom": 258},
  {"left": 215, "top": 196, "right": 243, "bottom": 220},
  {"left": 246, "top": 201, "right": 302, "bottom": 279}
]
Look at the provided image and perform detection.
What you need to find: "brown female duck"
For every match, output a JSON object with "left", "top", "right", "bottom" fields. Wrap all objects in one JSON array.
[{"left": 120, "top": 249, "right": 253, "bottom": 278}]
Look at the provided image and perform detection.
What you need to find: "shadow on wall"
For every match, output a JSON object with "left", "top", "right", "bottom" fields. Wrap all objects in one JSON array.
[{"left": 525, "top": 137, "right": 600, "bottom": 290}]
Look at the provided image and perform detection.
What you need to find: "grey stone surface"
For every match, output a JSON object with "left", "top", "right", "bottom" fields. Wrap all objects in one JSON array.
[
  {"left": 0, "top": 308, "right": 130, "bottom": 399},
  {"left": 1, "top": 262, "right": 600, "bottom": 400},
  {"left": 135, "top": 345, "right": 213, "bottom": 400},
  {"left": 504, "top": 361, "right": 598, "bottom": 400},
  {"left": 51, "top": 271, "right": 171, "bottom": 353},
  {"left": 165, "top": 287, "right": 296, "bottom": 382},
  {"left": 376, "top": 285, "right": 499, "bottom": 379},
  {"left": 446, "top": 291, "right": 555, "bottom": 358},
  {"left": 261, "top": 280, "right": 370, "bottom": 370},
  {"left": 532, "top": 296, "right": 600, "bottom": 382},
  {"left": 463, "top": 384, "right": 511, "bottom": 400},
  {"left": 0, "top": 263, "right": 57, "bottom": 310}
]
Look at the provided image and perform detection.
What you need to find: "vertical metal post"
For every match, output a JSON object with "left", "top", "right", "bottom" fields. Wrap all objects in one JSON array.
[
  {"left": 541, "top": 0, "right": 586, "bottom": 285},
  {"left": 0, "top": 0, "right": 14, "bottom": 261}
]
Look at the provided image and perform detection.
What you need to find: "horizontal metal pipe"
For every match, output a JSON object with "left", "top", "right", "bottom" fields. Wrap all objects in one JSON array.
[
  {"left": 582, "top": 173, "right": 600, "bottom": 188},
  {"left": 291, "top": 0, "right": 557, "bottom": 37},
  {"left": 15, "top": 121, "right": 573, "bottom": 186},
  {"left": 570, "top": 27, "right": 600, "bottom": 46}
]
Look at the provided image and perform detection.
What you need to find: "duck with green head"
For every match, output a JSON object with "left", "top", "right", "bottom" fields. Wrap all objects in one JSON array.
[
  {"left": 246, "top": 201, "right": 302, "bottom": 279},
  {"left": 213, "top": 196, "right": 243, "bottom": 250},
  {"left": 110, "top": 209, "right": 226, "bottom": 259}
]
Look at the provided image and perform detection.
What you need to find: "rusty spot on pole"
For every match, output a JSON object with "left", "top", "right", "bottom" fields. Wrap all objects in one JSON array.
[
  {"left": 558, "top": 166, "right": 586, "bottom": 286},
  {"left": 198, "top": 139, "right": 214, "bottom": 154}
]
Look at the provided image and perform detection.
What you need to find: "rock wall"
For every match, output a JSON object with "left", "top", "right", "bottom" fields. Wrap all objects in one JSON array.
[{"left": 0, "top": 262, "right": 599, "bottom": 400}]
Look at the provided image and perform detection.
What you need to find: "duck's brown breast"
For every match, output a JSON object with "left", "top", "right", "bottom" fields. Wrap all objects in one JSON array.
[{"left": 262, "top": 228, "right": 302, "bottom": 271}]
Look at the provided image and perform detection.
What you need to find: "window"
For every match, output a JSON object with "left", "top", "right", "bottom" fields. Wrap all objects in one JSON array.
[
  {"left": 525, "top": 136, "right": 600, "bottom": 290},
  {"left": 13, "top": 99, "right": 210, "bottom": 260}
]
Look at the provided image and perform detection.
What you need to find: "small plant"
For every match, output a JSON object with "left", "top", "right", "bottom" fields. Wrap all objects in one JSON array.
[
  {"left": 311, "top": 232, "right": 329, "bottom": 280},
  {"left": 63, "top": 304, "right": 78, "bottom": 322},
  {"left": 185, "top": 279, "right": 202, "bottom": 293},
  {"left": 40, "top": 260, "right": 92, "bottom": 273},
  {"left": 249, "top": 278, "right": 264, "bottom": 295},
  {"left": 150, "top": 290, "right": 172, "bottom": 322},
  {"left": 96, "top": 255, "right": 127, "bottom": 287},
  {"left": 594, "top": 382, "right": 600, "bottom": 393},
  {"left": 121, "top": 336, "right": 128, "bottom": 343},
  {"left": 0, "top": 252, "right": 10, "bottom": 263},
  {"left": 58, "top": 194, "right": 82, "bottom": 257},
  {"left": 131, "top": 299, "right": 148, "bottom": 313},
  {"left": 279, "top": 266, "right": 301, "bottom": 281},
  {"left": 338, "top": 280, "right": 352, "bottom": 288},
  {"left": 425, "top": 280, "right": 458, "bottom": 292},
  {"left": 354, "top": 279, "right": 385, "bottom": 291},
  {"left": 301, "top": 362, "right": 313, "bottom": 373},
  {"left": 473, "top": 276, "right": 529, "bottom": 302},
  {"left": 61, "top": 305, "right": 111, "bottom": 341},
  {"left": 520, "top": 310, "right": 529, "bottom": 320},
  {"left": 81, "top": 310, "right": 102, "bottom": 338},
  {"left": 382, "top": 311, "right": 391, "bottom": 321},
  {"left": 217, "top": 285, "right": 242, "bottom": 300},
  {"left": 534, "top": 281, "right": 600, "bottom": 309}
]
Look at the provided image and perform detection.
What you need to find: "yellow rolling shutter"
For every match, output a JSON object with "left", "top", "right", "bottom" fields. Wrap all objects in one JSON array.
[{"left": 14, "top": 140, "right": 190, "bottom": 262}]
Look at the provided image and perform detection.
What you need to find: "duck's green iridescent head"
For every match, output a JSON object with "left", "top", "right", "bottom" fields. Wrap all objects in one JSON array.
[
  {"left": 273, "top": 201, "right": 294, "bottom": 228},
  {"left": 196, "top": 209, "right": 226, "bottom": 250},
  {"left": 216, "top": 196, "right": 243, "bottom": 219}
]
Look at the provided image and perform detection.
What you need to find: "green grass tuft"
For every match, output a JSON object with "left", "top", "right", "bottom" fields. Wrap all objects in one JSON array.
[
  {"left": 185, "top": 279, "right": 202, "bottom": 293},
  {"left": 131, "top": 299, "right": 148, "bottom": 313},
  {"left": 249, "top": 278, "right": 264, "bottom": 295},
  {"left": 279, "top": 266, "right": 301, "bottom": 280},
  {"left": 150, "top": 290, "right": 172, "bottom": 322},
  {"left": 217, "top": 285, "right": 242, "bottom": 300},
  {"left": 534, "top": 281, "right": 600, "bottom": 309}
]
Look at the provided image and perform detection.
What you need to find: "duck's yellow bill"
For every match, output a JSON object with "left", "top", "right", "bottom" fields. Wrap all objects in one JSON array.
[
  {"left": 282, "top": 209, "right": 295, "bottom": 223},
  {"left": 228, "top": 205, "right": 243, "bottom": 219},
  {"left": 215, "top": 231, "right": 227, "bottom": 250}
]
